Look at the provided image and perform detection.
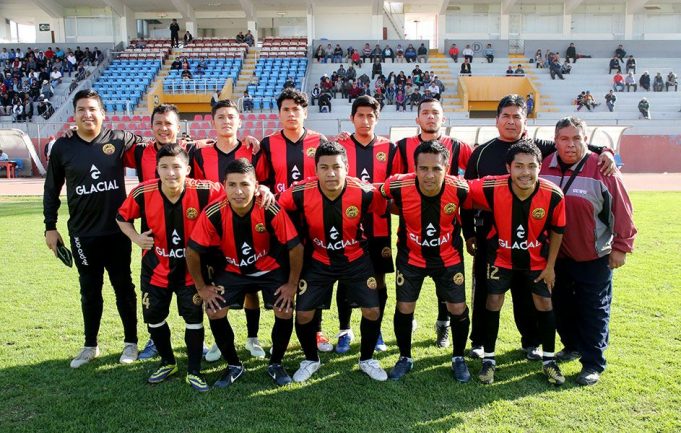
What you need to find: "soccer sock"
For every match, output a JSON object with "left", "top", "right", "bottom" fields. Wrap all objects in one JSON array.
[
  {"left": 377, "top": 286, "right": 388, "bottom": 323},
  {"left": 208, "top": 317, "right": 241, "bottom": 366},
  {"left": 484, "top": 309, "right": 501, "bottom": 361},
  {"left": 147, "top": 322, "right": 175, "bottom": 365},
  {"left": 393, "top": 310, "right": 414, "bottom": 358},
  {"left": 270, "top": 316, "right": 293, "bottom": 365},
  {"left": 184, "top": 324, "right": 204, "bottom": 373},
  {"left": 295, "top": 319, "right": 320, "bottom": 362},
  {"left": 313, "top": 309, "right": 323, "bottom": 333},
  {"left": 112, "top": 280, "right": 138, "bottom": 345},
  {"left": 336, "top": 282, "right": 352, "bottom": 331},
  {"left": 359, "top": 316, "right": 380, "bottom": 361},
  {"left": 244, "top": 307, "right": 260, "bottom": 339},
  {"left": 449, "top": 307, "right": 470, "bottom": 358},
  {"left": 437, "top": 298, "right": 449, "bottom": 322},
  {"left": 537, "top": 310, "right": 557, "bottom": 363}
]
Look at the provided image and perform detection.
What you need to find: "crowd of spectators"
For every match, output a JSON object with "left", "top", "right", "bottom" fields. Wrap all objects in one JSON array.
[
  {"left": 235, "top": 31, "right": 255, "bottom": 47},
  {"left": 611, "top": 70, "right": 677, "bottom": 93},
  {"left": 313, "top": 42, "right": 429, "bottom": 64},
  {"left": 533, "top": 49, "right": 571, "bottom": 79},
  {"left": 170, "top": 56, "right": 212, "bottom": 80}
]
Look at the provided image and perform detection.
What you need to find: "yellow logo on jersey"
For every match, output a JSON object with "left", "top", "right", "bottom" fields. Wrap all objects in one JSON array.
[
  {"left": 396, "top": 270, "right": 405, "bottom": 286},
  {"left": 453, "top": 272, "right": 464, "bottom": 286},
  {"left": 255, "top": 223, "right": 266, "bottom": 233},
  {"left": 381, "top": 247, "right": 392, "bottom": 258},
  {"left": 376, "top": 152, "right": 386, "bottom": 162},
  {"left": 298, "top": 279, "right": 308, "bottom": 295},
  {"left": 306, "top": 147, "right": 316, "bottom": 158},
  {"left": 345, "top": 206, "right": 359, "bottom": 218},
  {"left": 444, "top": 203, "right": 457, "bottom": 215},
  {"left": 532, "top": 208, "right": 546, "bottom": 219},
  {"left": 192, "top": 293, "right": 203, "bottom": 305},
  {"left": 102, "top": 143, "right": 115, "bottom": 155},
  {"left": 367, "top": 277, "right": 377, "bottom": 289},
  {"left": 186, "top": 207, "right": 198, "bottom": 220}
]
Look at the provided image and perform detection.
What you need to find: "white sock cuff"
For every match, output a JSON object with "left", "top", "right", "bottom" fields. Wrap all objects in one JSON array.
[
  {"left": 148, "top": 320, "right": 167, "bottom": 328},
  {"left": 185, "top": 323, "right": 204, "bottom": 330}
]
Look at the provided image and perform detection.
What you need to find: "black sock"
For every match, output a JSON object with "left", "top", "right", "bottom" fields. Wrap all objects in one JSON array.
[
  {"left": 148, "top": 323, "right": 175, "bottom": 364},
  {"left": 295, "top": 319, "right": 319, "bottom": 362},
  {"left": 377, "top": 286, "right": 388, "bottom": 323},
  {"left": 313, "top": 309, "right": 323, "bottom": 333},
  {"left": 537, "top": 310, "right": 556, "bottom": 359},
  {"left": 184, "top": 326, "right": 204, "bottom": 373},
  {"left": 208, "top": 317, "right": 241, "bottom": 366},
  {"left": 336, "top": 282, "right": 352, "bottom": 330},
  {"left": 449, "top": 308, "right": 470, "bottom": 357},
  {"left": 484, "top": 309, "right": 501, "bottom": 356},
  {"left": 393, "top": 310, "right": 414, "bottom": 358},
  {"left": 245, "top": 307, "right": 260, "bottom": 339},
  {"left": 270, "top": 316, "right": 293, "bottom": 365},
  {"left": 437, "top": 298, "right": 449, "bottom": 322},
  {"left": 359, "top": 316, "right": 380, "bottom": 361}
]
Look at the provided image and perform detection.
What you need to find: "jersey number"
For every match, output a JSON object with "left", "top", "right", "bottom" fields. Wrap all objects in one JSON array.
[
  {"left": 142, "top": 292, "right": 150, "bottom": 309},
  {"left": 487, "top": 264, "right": 500, "bottom": 280}
]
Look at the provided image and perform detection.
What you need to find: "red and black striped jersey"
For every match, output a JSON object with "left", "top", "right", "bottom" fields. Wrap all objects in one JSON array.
[
  {"left": 381, "top": 173, "right": 469, "bottom": 269},
  {"left": 117, "top": 178, "right": 223, "bottom": 288},
  {"left": 188, "top": 198, "right": 300, "bottom": 276},
  {"left": 337, "top": 134, "right": 400, "bottom": 238},
  {"left": 192, "top": 140, "right": 267, "bottom": 183},
  {"left": 466, "top": 175, "right": 566, "bottom": 271},
  {"left": 395, "top": 134, "right": 473, "bottom": 176},
  {"left": 123, "top": 140, "right": 196, "bottom": 182},
  {"left": 278, "top": 176, "right": 387, "bottom": 266},
  {"left": 259, "top": 129, "right": 327, "bottom": 193}
]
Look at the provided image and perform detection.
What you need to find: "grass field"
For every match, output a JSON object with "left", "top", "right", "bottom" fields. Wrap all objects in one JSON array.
[{"left": 0, "top": 193, "right": 680, "bottom": 433}]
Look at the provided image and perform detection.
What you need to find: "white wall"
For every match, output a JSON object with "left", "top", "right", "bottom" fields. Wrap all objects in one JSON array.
[{"left": 314, "top": 7, "right": 374, "bottom": 40}]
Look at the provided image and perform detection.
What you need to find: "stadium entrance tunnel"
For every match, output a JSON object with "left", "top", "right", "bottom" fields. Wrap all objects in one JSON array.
[{"left": 0, "top": 129, "right": 47, "bottom": 177}]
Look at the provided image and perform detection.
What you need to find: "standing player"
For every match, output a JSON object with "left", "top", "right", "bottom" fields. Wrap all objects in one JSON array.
[
  {"left": 466, "top": 141, "right": 566, "bottom": 385},
  {"left": 117, "top": 143, "right": 223, "bottom": 391},
  {"left": 381, "top": 141, "right": 472, "bottom": 382},
  {"left": 259, "top": 88, "right": 333, "bottom": 352},
  {"left": 44, "top": 89, "right": 139, "bottom": 368},
  {"left": 463, "top": 94, "right": 616, "bottom": 360},
  {"left": 334, "top": 96, "right": 400, "bottom": 354},
  {"left": 186, "top": 159, "right": 303, "bottom": 387},
  {"left": 278, "top": 142, "right": 388, "bottom": 382}
]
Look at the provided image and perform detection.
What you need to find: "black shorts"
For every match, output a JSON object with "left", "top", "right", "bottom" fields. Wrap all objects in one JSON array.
[
  {"left": 395, "top": 258, "right": 466, "bottom": 304},
  {"left": 368, "top": 237, "right": 395, "bottom": 274},
  {"left": 486, "top": 265, "right": 551, "bottom": 298},
  {"left": 141, "top": 283, "right": 203, "bottom": 325},
  {"left": 296, "top": 256, "right": 379, "bottom": 311},
  {"left": 212, "top": 268, "right": 288, "bottom": 310},
  {"left": 202, "top": 247, "right": 226, "bottom": 283}
]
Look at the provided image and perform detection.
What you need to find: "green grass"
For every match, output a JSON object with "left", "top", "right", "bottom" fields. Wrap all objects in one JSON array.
[{"left": 0, "top": 193, "right": 680, "bottom": 433}]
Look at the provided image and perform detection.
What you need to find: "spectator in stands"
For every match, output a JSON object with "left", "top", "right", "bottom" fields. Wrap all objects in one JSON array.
[
  {"left": 341, "top": 79, "right": 353, "bottom": 99},
  {"left": 171, "top": 58, "right": 182, "bottom": 70},
  {"left": 549, "top": 57, "right": 564, "bottom": 80},
  {"left": 82, "top": 47, "right": 92, "bottom": 65},
  {"left": 38, "top": 95, "right": 54, "bottom": 119},
  {"left": 55, "top": 47, "right": 64, "bottom": 59},
  {"left": 666, "top": 71, "right": 678, "bottom": 91},
  {"left": 134, "top": 38, "right": 147, "bottom": 49},
  {"left": 505, "top": 65, "right": 515, "bottom": 76},
  {"left": 584, "top": 91, "right": 599, "bottom": 111},
  {"left": 395, "top": 71, "right": 406, "bottom": 87},
  {"left": 336, "top": 64, "right": 347, "bottom": 81},
  {"left": 333, "top": 44, "right": 344, "bottom": 63},
  {"left": 350, "top": 49, "right": 362, "bottom": 68},
  {"left": 314, "top": 44, "right": 326, "bottom": 63},
  {"left": 405, "top": 44, "right": 417, "bottom": 63},
  {"left": 371, "top": 44, "right": 383, "bottom": 63},
  {"left": 170, "top": 19, "right": 180, "bottom": 48},
  {"left": 348, "top": 81, "right": 362, "bottom": 103},
  {"left": 526, "top": 94, "right": 535, "bottom": 116},
  {"left": 605, "top": 90, "right": 617, "bottom": 112},
  {"left": 22, "top": 94, "right": 33, "bottom": 121},
  {"left": 608, "top": 56, "right": 621, "bottom": 74},
  {"left": 374, "top": 88, "right": 385, "bottom": 111},
  {"left": 11, "top": 96, "right": 24, "bottom": 122},
  {"left": 383, "top": 45, "right": 395, "bottom": 63},
  {"left": 638, "top": 97, "right": 650, "bottom": 119},
  {"left": 432, "top": 75, "right": 445, "bottom": 94},
  {"left": 310, "top": 83, "right": 321, "bottom": 106},
  {"left": 0, "top": 48, "right": 8, "bottom": 62},
  {"left": 242, "top": 91, "right": 254, "bottom": 112},
  {"left": 396, "top": 44, "right": 405, "bottom": 63},
  {"left": 358, "top": 72, "right": 370, "bottom": 88},
  {"left": 449, "top": 44, "right": 459, "bottom": 63},
  {"left": 484, "top": 44, "right": 495, "bottom": 63},
  {"left": 49, "top": 67, "right": 62, "bottom": 86},
  {"left": 181, "top": 69, "right": 192, "bottom": 80},
  {"left": 561, "top": 61, "right": 572, "bottom": 75},
  {"left": 184, "top": 30, "right": 193, "bottom": 45},
  {"left": 613, "top": 72, "right": 625, "bottom": 92},
  {"left": 92, "top": 47, "right": 103, "bottom": 65},
  {"left": 181, "top": 58, "right": 191, "bottom": 70},
  {"left": 0, "top": 91, "right": 11, "bottom": 116},
  {"left": 44, "top": 47, "right": 54, "bottom": 60},
  {"left": 427, "top": 82, "right": 440, "bottom": 100},
  {"left": 462, "top": 44, "right": 474, "bottom": 63},
  {"left": 324, "top": 44, "right": 334, "bottom": 63},
  {"left": 417, "top": 43, "right": 428, "bottom": 63},
  {"left": 534, "top": 49, "right": 543, "bottom": 68},
  {"left": 566, "top": 43, "right": 577, "bottom": 63},
  {"left": 639, "top": 71, "right": 651, "bottom": 91},
  {"left": 244, "top": 31, "right": 254, "bottom": 47},
  {"left": 40, "top": 80, "right": 53, "bottom": 99},
  {"left": 421, "top": 71, "right": 431, "bottom": 86},
  {"left": 318, "top": 91, "right": 332, "bottom": 113},
  {"left": 653, "top": 72, "right": 664, "bottom": 92},
  {"left": 195, "top": 64, "right": 205, "bottom": 76},
  {"left": 385, "top": 83, "right": 395, "bottom": 105},
  {"left": 362, "top": 43, "right": 373, "bottom": 63},
  {"left": 236, "top": 32, "right": 245, "bottom": 43},
  {"left": 284, "top": 76, "right": 295, "bottom": 89},
  {"left": 409, "top": 87, "right": 421, "bottom": 111},
  {"left": 625, "top": 72, "right": 637, "bottom": 92},
  {"left": 346, "top": 65, "right": 357, "bottom": 82},
  {"left": 615, "top": 44, "right": 626, "bottom": 60},
  {"left": 395, "top": 89, "right": 406, "bottom": 111},
  {"left": 65, "top": 50, "right": 77, "bottom": 77},
  {"left": 625, "top": 55, "right": 636, "bottom": 74},
  {"left": 515, "top": 64, "right": 525, "bottom": 76},
  {"left": 575, "top": 91, "right": 586, "bottom": 111},
  {"left": 460, "top": 58, "right": 472, "bottom": 76}
]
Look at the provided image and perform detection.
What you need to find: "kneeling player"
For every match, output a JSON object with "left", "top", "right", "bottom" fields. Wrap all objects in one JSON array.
[
  {"left": 466, "top": 140, "right": 566, "bottom": 385},
  {"left": 186, "top": 159, "right": 303, "bottom": 387},
  {"left": 116, "top": 143, "right": 223, "bottom": 391},
  {"left": 381, "top": 141, "right": 472, "bottom": 382},
  {"left": 278, "top": 141, "right": 388, "bottom": 382}
]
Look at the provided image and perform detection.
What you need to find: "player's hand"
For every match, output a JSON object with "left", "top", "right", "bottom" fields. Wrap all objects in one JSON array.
[
  {"left": 336, "top": 131, "right": 351, "bottom": 141},
  {"left": 244, "top": 135, "right": 261, "bottom": 154},
  {"left": 197, "top": 284, "right": 225, "bottom": 313},
  {"left": 135, "top": 230, "right": 154, "bottom": 250},
  {"left": 45, "top": 229, "right": 63, "bottom": 256},
  {"left": 465, "top": 237, "right": 477, "bottom": 256},
  {"left": 273, "top": 282, "right": 296, "bottom": 313},
  {"left": 609, "top": 250, "right": 627, "bottom": 269},
  {"left": 256, "top": 185, "right": 275, "bottom": 208},
  {"left": 63, "top": 125, "right": 77, "bottom": 138},
  {"left": 534, "top": 266, "right": 556, "bottom": 292},
  {"left": 598, "top": 151, "right": 616, "bottom": 176}
]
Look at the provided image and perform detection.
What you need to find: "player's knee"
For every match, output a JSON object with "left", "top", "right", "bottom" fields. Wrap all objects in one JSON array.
[
  {"left": 447, "top": 302, "right": 468, "bottom": 317},
  {"left": 296, "top": 310, "right": 315, "bottom": 324},
  {"left": 361, "top": 307, "right": 380, "bottom": 321},
  {"left": 244, "top": 292, "right": 260, "bottom": 309},
  {"left": 486, "top": 295, "right": 503, "bottom": 311},
  {"left": 534, "top": 295, "right": 552, "bottom": 312},
  {"left": 396, "top": 301, "right": 415, "bottom": 315},
  {"left": 206, "top": 308, "right": 227, "bottom": 320},
  {"left": 274, "top": 309, "right": 293, "bottom": 320}
]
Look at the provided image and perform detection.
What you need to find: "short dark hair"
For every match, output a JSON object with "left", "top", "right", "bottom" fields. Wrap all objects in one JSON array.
[
  {"left": 351, "top": 95, "right": 380, "bottom": 117},
  {"left": 496, "top": 94, "right": 526, "bottom": 117},
  {"left": 156, "top": 142, "right": 189, "bottom": 165},
  {"left": 73, "top": 89, "right": 104, "bottom": 111},
  {"left": 417, "top": 97, "right": 441, "bottom": 115},
  {"left": 224, "top": 158, "right": 255, "bottom": 182},
  {"left": 151, "top": 104, "right": 179, "bottom": 127},
  {"left": 276, "top": 88, "right": 308, "bottom": 110},
  {"left": 414, "top": 140, "right": 450, "bottom": 167},
  {"left": 314, "top": 141, "right": 347, "bottom": 166},
  {"left": 211, "top": 99, "right": 240, "bottom": 119},
  {"left": 505, "top": 139, "right": 542, "bottom": 165},
  {"left": 554, "top": 116, "right": 587, "bottom": 137}
]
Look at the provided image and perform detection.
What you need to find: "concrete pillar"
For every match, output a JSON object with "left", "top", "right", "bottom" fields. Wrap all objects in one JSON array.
[
  {"left": 371, "top": 14, "right": 383, "bottom": 40},
  {"left": 500, "top": 13, "right": 510, "bottom": 40},
  {"left": 185, "top": 21, "right": 196, "bottom": 36},
  {"left": 563, "top": 14, "right": 572, "bottom": 39},
  {"left": 247, "top": 20, "right": 257, "bottom": 44},
  {"left": 307, "top": 12, "right": 314, "bottom": 44},
  {"left": 624, "top": 13, "right": 634, "bottom": 40}
]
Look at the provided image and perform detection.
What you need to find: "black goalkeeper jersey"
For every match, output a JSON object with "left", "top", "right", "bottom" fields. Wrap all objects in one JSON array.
[{"left": 43, "top": 128, "right": 137, "bottom": 237}]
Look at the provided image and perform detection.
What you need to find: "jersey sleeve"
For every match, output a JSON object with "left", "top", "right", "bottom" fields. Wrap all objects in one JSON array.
[
  {"left": 604, "top": 173, "right": 637, "bottom": 253},
  {"left": 379, "top": 174, "right": 396, "bottom": 200},
  {"left": 188, "top": 207, "right": 221, "bottom": 253},
  {"left": 269, "top": 205, "right": 301, "bottom": 250},
  {"left": 367, "top": 184, "right": 389, "bottom": 215},
  {"left": 457, "top": 141, "right": 473, "bottom": 173},
  {"left": 122, "top": 130, "right": 143, "bottom": 151},
  {"left": 123, "top": 142, "right": 139, "bottom": 169},
  {"left": 277, "top": 186, "right": 297, "bottom": 212},
  {"left": 464, "top": 178, "right": 492, "bottom": 211},
  {"left": 208, "top": 181, "right": 226, "bottom": 203},
  {"left": 116, "top": 188, "right": 142, "bottom": 222}
]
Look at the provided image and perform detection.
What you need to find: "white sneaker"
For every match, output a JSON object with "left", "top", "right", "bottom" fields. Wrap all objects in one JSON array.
[
  {"left": 70, "top": 346, "right": 100, "bottom": 368},
  {"left": 470, "top": 345, "right": 484, "bottom": 359},
  {"left": 293, "top": 360, "right": 321, "bottom": 383},
  {"left": 119, "top": 342, "right": 138, "bottom": 364},
  {"left": 245, "top": 337, "right": 266, "bottom": 358},
  {"left": 359, "top": 359, "right": 388, "bottom": 381},
  {"left": 205, "top": 343, "right": 222, "bottom": 362}
]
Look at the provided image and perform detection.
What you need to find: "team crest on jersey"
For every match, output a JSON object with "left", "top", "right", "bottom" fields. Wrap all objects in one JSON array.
[
  {"left": 102, "top": 143, "right": 115, "bottom": 155},
  {"left": 381, "top": 247, "right": 392, "bottom": 258},
  {"left": 367, "top": 277, "right": 378, "bottom": 289},
  {"left": 376, "top": 152, "right": 386, "bottom": 162},
  {"left": 306, "top": 147, "right": 316, "bottom": 158},
  {"left": 444, "top": 203, "right": 457, "bottom": 215},
  {"left": 532, "top": 208, "right": 546, "bottom": 219},
  {"left": 186, "top": 207, "right": 198, "bottom": 220},
  {"left": 192, "top": 293, "right": 203, "bottom": 305},
  {"left": 255, "top": 223, "right": 266, "bottom": 233},
  {"left": 298, "top": 279, "right": 308, "bottom": 295},
  {"left": 453, "top": 272, "right": 464, "bottom": 286},
  {"left": 345, "top": 206, "right": 359, "bottom": 218}
]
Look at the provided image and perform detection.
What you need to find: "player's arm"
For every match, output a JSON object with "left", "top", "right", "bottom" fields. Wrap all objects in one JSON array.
[
  {"left": 116, "top": 191, "right": 153, "bottom": 249},
  {"left": 534, "top": 230, "right": 563, "bottom": 291},
  {"left": 274, "top": 244, "right": 303, "bottom": 313},
  {"left": 604, "top": 173, "right": 637, "bottom": 269},
  {"left": 43, "top": 143, "right": 65, "bottom": 255},
  {"left": 243, "top": 135, "right": 261, "bottom": 154},
  {"left": 461, "top": 147, "right": 482, "bottom": 249},
  {"left": 116, "top": 219, "right": 154, "bottom": 249}
]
